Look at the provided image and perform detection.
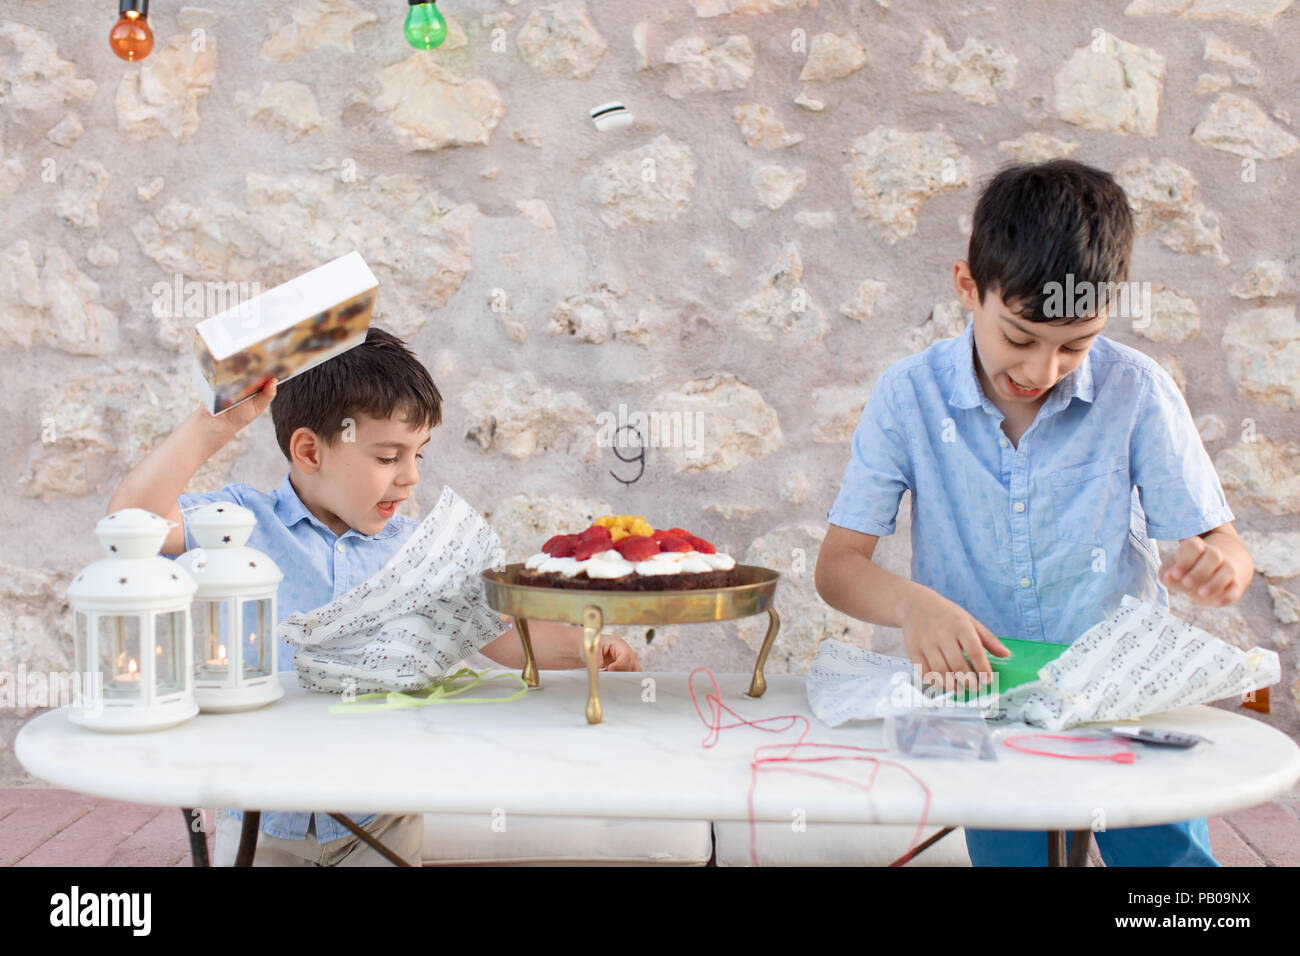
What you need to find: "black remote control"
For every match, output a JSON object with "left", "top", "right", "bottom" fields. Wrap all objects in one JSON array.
[{"left": 1108, "top": 727, "right": 1206, "bottom": 748}]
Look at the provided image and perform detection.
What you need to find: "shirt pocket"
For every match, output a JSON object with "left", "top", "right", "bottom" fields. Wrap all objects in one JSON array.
[{"left": 1049, "top": 457, "right": 1131, "bottom": 547}]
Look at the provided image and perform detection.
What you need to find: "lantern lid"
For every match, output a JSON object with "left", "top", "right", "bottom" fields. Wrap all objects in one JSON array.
[
  {"left": 95, "top": 508, "right": 172, "bottom": 559},
  {"left": 174, "top": 545, "right": 284, "bottom": 594},
  {"left": 175, "top": 505, "right": 283, "bottom": 594},
  {"left": 68, "top": 554, "right": 197, "bottom": 606},
  {"left": 185, "top": 502, "right": 257, "bottom": 549}
]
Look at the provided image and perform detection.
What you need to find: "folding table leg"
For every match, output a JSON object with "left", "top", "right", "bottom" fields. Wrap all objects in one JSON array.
[
  {"left": 234, "top": 811, "right": 261, "bottom": 867},
  {"left": 1068, "top": 829, "right": 1092, "bottom": 867},
  {"left": 889, "top": 825, "right": 958, "bottom": 866},
  {"left": 1047, "top": 829, "right": 1066, "bottom": 866},
  {"left": 181, "top": 807, "right": 210, "bottom": 867},
  {"left": 327, "top": 813, "right": 412, "bottom": 866}
]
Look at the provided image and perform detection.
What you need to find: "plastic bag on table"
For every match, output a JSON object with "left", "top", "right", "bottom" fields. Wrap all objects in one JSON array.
[{"left": 885, "top": 711, "right": 997, "bottom": 761}]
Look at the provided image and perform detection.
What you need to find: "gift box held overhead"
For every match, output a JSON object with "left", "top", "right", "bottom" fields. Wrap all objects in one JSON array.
[{"left": 192, "top": 250, "right": 378, "bottom": 415}]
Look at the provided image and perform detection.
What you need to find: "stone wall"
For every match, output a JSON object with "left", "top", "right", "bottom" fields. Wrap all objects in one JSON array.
[{"left": 1, "top": 0, "right": 1297, "bottom": 784}]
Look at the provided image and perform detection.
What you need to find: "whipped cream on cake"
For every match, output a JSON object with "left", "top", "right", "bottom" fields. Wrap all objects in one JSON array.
[
  {"left": 516, "top": 514, "right": 740, "bottom": 590},
  {"left": 524, "top": 548, "right": 737, "bottom": 579}
]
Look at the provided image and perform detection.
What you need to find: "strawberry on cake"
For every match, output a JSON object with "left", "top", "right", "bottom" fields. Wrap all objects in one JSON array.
[{"left": 517, "top": 514, "right": 739, "bottom": 590}]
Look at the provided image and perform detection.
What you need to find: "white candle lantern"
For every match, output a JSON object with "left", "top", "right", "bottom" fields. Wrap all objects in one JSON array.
[
  {"left": 174, "top": 503, "right": 284, "bottom": 712},
  {"left": 67, "top": 509, "right": 199, "bottom": 732}
]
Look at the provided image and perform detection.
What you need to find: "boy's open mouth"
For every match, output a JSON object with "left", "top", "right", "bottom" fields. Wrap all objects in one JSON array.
[
  {"left": 377, "top": 498, "right": 405, "bottom": 516},
  {"left": 1005, "top": 373, "right": 1046, "bottom": 397}
]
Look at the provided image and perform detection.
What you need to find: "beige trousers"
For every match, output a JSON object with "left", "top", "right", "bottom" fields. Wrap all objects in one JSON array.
[{"left": 213, "top": 808, "right": 425, "bottom": 866}]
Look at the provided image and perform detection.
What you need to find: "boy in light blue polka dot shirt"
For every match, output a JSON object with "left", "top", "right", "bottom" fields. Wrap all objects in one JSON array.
[
  {"left": 107, "top": 326, "right": 638, "bottom": 865},
  {"left": 815, "top": 160, "right": 1255, "bottom": 866}
]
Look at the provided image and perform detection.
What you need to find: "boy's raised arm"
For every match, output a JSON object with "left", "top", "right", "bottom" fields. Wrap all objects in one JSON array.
[{"left": 106, "top": 379, "right": 278, "bottom": 555}]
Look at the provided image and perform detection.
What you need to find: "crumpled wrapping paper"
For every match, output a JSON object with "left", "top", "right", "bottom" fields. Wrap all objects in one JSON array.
[
  {"left": 997, "top": 594, "right": 1280, "bottom": 729},
  {"left": 806, "top": 643, "right": 931, "bottom": 726},
  {"left": 278, "top": 485, "right": 512, "bottom": 694},
  {"left": 807, "top": 595, "right": 1280, "bottom": 730}
]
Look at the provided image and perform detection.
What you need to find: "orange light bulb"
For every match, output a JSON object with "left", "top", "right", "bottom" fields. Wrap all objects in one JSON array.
[{"left": 109, "top": 11, "right": 153, "bottom": 62}]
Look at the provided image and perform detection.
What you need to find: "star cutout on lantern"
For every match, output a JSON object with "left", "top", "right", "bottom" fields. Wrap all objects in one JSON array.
[
  {"left": 249, "top": 560, "right": 257, "bottom": 567},
  {"left": 222, "top": 535, "right": 231, "bottom": 543},
  {"left": 110, "top": 544, "right": 118, "bottom": 552},
  {"left": 119, "top": 577, "right": 128, "bottom": 585}
]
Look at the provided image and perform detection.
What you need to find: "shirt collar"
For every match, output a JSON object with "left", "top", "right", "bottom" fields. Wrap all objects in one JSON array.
[
  {"left": 273, "top": 472, "right": 407, "bottom": 541},
  {"left": 946, "top": 318, "right": 1097, "bottom": 414}
]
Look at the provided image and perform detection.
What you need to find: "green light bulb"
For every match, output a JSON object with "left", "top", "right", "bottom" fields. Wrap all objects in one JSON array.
[{"left": 404, "top": 0, "right": 447, "bottom": 50}]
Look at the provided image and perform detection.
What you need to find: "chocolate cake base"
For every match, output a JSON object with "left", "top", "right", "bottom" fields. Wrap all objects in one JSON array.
[{"left": 517, "top": 567, "right": 739, "bottom": 591}]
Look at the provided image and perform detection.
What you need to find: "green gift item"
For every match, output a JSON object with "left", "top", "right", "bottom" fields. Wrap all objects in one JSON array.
[
  {"left": 978, "top": 637, "right": 1069, "bottom": 693},
  {"left": 949, "top": 637, "right": 1069, "bottom": 700}
]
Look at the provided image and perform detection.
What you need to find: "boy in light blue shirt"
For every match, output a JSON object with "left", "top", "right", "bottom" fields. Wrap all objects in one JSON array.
[
  {"left": 108, "top": 327, "right": 638, "bottom": 865},
  {"left": 815, "top": 159, "right": 1255, "bottom": 866}
]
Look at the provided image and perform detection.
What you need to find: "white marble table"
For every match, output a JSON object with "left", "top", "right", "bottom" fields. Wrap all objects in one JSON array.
[{"left": 15, "top": 672, "right": 1300, "bottom": 864}]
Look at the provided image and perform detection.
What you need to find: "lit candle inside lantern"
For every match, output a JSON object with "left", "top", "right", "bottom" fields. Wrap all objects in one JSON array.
[{"left": 114, "top": 657, "right": 141, "bottom": 684}]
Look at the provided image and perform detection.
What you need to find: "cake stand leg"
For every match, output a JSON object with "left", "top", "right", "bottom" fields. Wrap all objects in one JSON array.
[
  {"left": 514, "top": 617, "right": 539, "bottom": 688},
  {"left": 582, "top": 605, "right": 603, "bottom": 724},
  {"left": 745, "top": 607, "right": 781, "bottom": 699}
]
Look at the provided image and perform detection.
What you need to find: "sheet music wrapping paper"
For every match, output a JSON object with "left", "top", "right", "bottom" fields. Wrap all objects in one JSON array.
[
  {"left": 996, "top": 595, "right": 1280, "bottom": 729},
  {"left": 278, "top": 486, "right": 512, "bottom": 693},
  {"left": 807, "top": 595, "right": 1280, "bottom": 730},
  {"left": 806, "top": 642, "right": 930, "bottom": 726}
]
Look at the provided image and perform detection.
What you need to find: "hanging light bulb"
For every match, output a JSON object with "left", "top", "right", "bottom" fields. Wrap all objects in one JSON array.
[
  {"left": 110, "top": 0, "right": 154, "bottom": 62},
  {"left": 404, "top": 0, "right": 447, "bottom": 50}
]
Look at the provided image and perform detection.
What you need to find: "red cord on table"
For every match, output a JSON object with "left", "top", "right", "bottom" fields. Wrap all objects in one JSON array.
[
  {"left": 687, "top": 667, "right": 935, "bottom": 867},
  {"left": 1002, "top": 733, "right": 1137, "bottom": 764}
]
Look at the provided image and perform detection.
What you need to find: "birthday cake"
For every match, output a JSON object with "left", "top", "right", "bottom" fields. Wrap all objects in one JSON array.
[{"left": 517, "top": 515, "right": 739, "bottom": 591}]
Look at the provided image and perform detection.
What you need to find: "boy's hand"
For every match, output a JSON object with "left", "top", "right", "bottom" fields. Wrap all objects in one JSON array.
[
  {"left": 1159, "top": 532, "right": 1251, "bottom": 607},
  {"left": 899, "top": 588, "right": 1009, "bottom": 692},
  {"left": 599, "top": 635, "right": 640, "bottom": 671},
  {"left": 204, "top": 377, "right": 277, "bottom": 437}
]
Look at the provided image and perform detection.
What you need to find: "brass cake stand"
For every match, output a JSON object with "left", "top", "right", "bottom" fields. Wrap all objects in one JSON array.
[{"left": 481, "top": 564, "right": 781, "bottom": 724}]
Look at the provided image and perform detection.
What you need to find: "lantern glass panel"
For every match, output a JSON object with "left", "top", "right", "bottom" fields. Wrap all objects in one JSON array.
[
  {"left": 74, "top": 611, "right": 88, "bottom": 681},
  {"left": 240, "top": 598, "right": 272, "bottom": 679},
  {"left": 154, "top": 610, "right": 184, "bottom": 695},
  {"left": 99, "top": 614, "right": 142, "bottom": 700},
  {"left": 192, "top": 599, "right": 232, "bottom": 681}
]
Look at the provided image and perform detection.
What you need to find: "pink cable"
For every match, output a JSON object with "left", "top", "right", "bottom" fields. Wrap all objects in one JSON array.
[
  {"left": 1002, "top": 733, "right": 1137, "bottom": 764},
  {"left": 687, "top": 667, "right": 934, "bottom": 867}
]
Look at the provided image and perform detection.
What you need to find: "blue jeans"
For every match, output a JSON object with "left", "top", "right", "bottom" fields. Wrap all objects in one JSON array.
[{"left": 964, "top": 818, "right": 1219, "bottom": 866}]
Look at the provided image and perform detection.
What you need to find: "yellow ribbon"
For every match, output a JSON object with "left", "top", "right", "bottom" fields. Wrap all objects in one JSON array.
[{"left": 327, "top": 667, "right": 528, "bottom": 714}]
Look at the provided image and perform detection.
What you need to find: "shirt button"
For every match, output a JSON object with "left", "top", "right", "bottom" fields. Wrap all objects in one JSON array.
[
  {"left": 999, "top": 438, "right": 1009, "bottom": 448},
  {"left": 1020, "top": 576, "right": 1032, "bottom": 588},
  {"left": 336, "top": 542, "right": 345, "bottom": 553},
  {"left": 1013, "top": 501, "right": 1026, "bottom": 513}
]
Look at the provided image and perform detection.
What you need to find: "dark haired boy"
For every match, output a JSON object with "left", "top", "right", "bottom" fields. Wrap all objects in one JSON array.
[
  {"left": 815, "top": 160, "right": 1253, "bottom": 866},
  {"left": 108, "top": 326, "right": 638, "bottom": 865}
]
